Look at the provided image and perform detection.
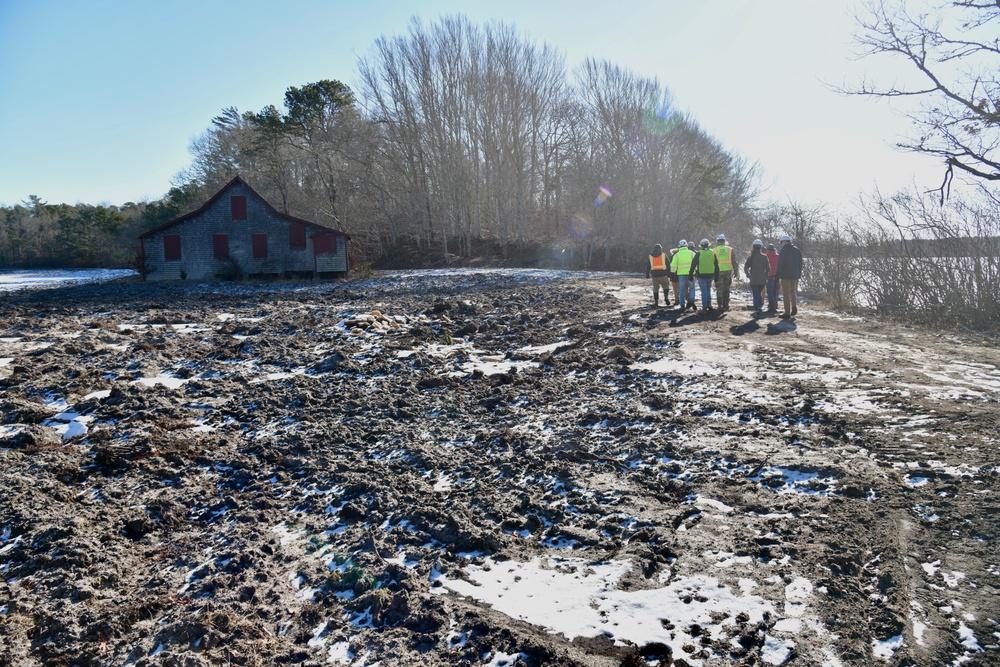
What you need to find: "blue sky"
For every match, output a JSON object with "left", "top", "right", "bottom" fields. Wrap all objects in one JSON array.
[{"left": 0, "top": 0, "right": 939, "bottom": 209}]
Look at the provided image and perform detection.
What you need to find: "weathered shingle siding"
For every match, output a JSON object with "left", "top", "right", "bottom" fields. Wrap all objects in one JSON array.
[
  {"left": 315, "top": 239, "right": 349, "bottom": 273},
  {"left": 142, "top": 182, "right": 348, "bottom": 281}
]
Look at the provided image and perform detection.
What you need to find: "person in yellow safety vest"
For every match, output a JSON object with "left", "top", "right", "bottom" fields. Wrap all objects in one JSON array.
[
  {"left": 713, "top": 234, "right": 738, "bottom": 312},
  {"left": 646, "top": 244, "right": 671, "bottom": 307},
  {"left": 670, "top": 240, "right": 697, "bottom": 312},
  {"left": 668, "top": 248, "right": 680, "bottom": 306},
  {"left": 694, "top": 239, "right": 720, "bottom": 312}
]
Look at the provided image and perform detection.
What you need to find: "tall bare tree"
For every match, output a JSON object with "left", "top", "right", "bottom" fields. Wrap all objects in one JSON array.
[
  {"left": 175, "top": 15, "right": 760, "bottom": 269},
  {"left": 358, "top": 15, "right": 568, "bottom": 261},
  {"left": 848, "top": 0, "right": 1000, "bottom": 200}
]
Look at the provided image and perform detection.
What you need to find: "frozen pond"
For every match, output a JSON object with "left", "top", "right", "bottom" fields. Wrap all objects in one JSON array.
[{"left": 0, "top": 268, "right": 138, "bottom": 292}]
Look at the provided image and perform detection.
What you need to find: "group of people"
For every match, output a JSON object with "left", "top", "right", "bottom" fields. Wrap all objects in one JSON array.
[{"left": 646, "top": 235, "right": 802, "bottom": 319}]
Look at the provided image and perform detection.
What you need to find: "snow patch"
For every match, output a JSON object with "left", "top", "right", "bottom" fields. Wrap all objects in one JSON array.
[
  {"left": 872, "top": 634, "right": 904, "bottom": 660},
  {"left": 432, "top": 556, "right": 776, "bottom": 658}
]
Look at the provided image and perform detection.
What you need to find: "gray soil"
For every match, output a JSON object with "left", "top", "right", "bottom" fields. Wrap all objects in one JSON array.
[{"left": 1, "top": 270, "right": 997, "bottom": 666}]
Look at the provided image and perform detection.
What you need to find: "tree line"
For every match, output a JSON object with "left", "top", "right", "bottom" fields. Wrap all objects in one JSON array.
[
  {"left": 1, "top": 6, "right": 996, "bottom": 330},
  {"left": 0, "top": 189, "right": 202, "bottom": 269},
  {"left": 1, "top": 16, "right": 763, "bottom": 272},
  {"left": 178, "top": 16, "right": 762, "bottom": 271}
]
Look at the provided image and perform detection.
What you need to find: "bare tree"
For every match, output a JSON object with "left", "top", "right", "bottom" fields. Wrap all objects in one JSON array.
[
  {"left": 243, "top": 105, "right": 299, "bottom": 214},
  {"left": 750, "top": 200, "right": 825, "bottom": 270},
  {"left": 179, "top": 107, "right": 250, "bottom": 193},
  {"left": 853, "top": 186, "right": 998, "bottom": 327},
  {"left": 174, "top": 15, "right": 761, "bottom": 270},
  {"left": 358, "top": 15, "right": 568, "bottom": 261},
  {"left": 566, "top": 60, "right": 760, "bottom": 267},
  {"left": 847, "top": 0, "right": 1000, "bottom": 200}
]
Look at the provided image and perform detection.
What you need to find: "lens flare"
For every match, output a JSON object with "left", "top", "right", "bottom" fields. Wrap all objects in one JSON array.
[
  {"left": 594, "top": 185, "right": 613, "bottom": 207},
  {"left": 568, "top": 213, "right": 593, "bottom": 239},
  {"left": 642, "top": 96, "right": 680, "bottom": 136}
]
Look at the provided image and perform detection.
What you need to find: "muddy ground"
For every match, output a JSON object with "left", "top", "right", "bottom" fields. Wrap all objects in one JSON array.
[{"left": 0, "top": 270, "right": 998, "bottom": 667}]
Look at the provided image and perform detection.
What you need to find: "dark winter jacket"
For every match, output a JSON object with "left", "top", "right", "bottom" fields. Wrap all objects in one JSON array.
[
  {"left": 744, "top": 249, "right": 770, "bottom": 286},
  {"left": 777, "top": 242, "right": 803, "bottom": 280}
]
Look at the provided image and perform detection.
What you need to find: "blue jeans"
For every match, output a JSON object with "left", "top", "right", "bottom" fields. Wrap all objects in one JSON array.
[
  {"left": 766, "top": 277, "right": 777, "bottom": 309},
  {"left": 678, "top": 275, "right": 693, "bottom": 308},
  {"left": 698, "top": 277, "right": 713, "bottom": 309},
  {"left": 751, "top": 284, "right": 765, "bottom": 312}
]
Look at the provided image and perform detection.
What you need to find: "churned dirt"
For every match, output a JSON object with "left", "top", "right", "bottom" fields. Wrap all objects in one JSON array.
[{"left": 0, "top": 270, "right": 998, "bottom": 667}]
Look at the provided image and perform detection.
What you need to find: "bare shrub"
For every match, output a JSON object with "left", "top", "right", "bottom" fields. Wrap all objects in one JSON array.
[{"left": 849, "top": 187, "right": 999, "bottom": 331}]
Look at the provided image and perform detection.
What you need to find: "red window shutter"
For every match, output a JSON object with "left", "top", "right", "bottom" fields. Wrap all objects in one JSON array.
[
  {"left": 164, "top": 235, "right": 182, "bottom": 260},
  {"left": 314, "top": 234, "right": 336, "bottom": 254},
  {"left": 289, "top": 223, "right": 307, "bottom": 249},
  {"left": 252, "top": 234, "right": 268, "bottom": 258},
  {"left": 231, "top": 196, "right": 247, "bottom": 221},
  {"left": 213, "top": 234, "right": 229, "bottom": 259}
]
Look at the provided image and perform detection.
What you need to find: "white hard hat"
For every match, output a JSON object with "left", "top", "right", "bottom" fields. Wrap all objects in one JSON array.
[
  {"left": 716, "top": 234, "right": 726, "bottom": 241},
  {"left": 779, "top": 234, "right": 792, "bottom": 242},
  {"left": 700, "top": 238, "right": 709, "bottom": 245},
  {"left": 752, "top": 239, "right": 763, "bottom": 246},
  {"left": 678, "top": 239, "right": 687, "bottom": 247}
]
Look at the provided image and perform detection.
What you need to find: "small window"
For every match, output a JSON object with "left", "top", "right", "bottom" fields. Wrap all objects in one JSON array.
[
  {"left": 231, "top": 196, "right": 247, "bottom": 221},
  {"left": 164, "top": 235, "right": 182, "bottom": 261},
  {"left": 213, "top": 234, "right": 229, "bottom": 259},
  {"left": 314, "top": 234, "right": 337, "bottom": 254},
  {"left": 289, "top": 223, "right": 307, "bottom": 250},
  {"left": 252, "top": 234, "right": 268, "bottom": 259}
]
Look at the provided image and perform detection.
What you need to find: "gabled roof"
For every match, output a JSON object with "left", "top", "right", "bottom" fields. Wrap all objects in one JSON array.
[{"left": 138, "top": 176, "right": 351, "bottom": 240}]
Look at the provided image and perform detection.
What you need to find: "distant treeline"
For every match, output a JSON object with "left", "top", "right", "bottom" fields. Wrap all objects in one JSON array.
[
  {"left": 890, "top": 236, "right": 1000, "bottom": 258},
  {"left": 1, "top": 15, "right": 996, "bottom": 330},
  {"left": 0, "top": 189, "right": 200, "bottom": 270},
  {"left": 1, "top": 16, "right": 767, "bottom": 272}
]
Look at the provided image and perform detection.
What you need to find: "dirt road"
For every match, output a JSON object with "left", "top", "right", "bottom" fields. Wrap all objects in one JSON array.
[{"left": 1, "top": 270, "right": 997, "bottom": 666}]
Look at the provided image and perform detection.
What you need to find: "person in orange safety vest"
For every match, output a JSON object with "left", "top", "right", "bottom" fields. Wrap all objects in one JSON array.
[{"left": 646, "top": 244, "right": 671, "bottom": 307}]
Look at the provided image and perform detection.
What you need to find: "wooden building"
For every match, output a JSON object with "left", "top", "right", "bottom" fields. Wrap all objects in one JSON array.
[{"left": 139, "top": 177, "right": 350, "bottom": 281}]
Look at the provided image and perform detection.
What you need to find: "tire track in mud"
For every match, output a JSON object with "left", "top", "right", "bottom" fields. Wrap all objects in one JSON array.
[{"left": 656, "top": 296, "right": 1000, "bottom": 665}]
